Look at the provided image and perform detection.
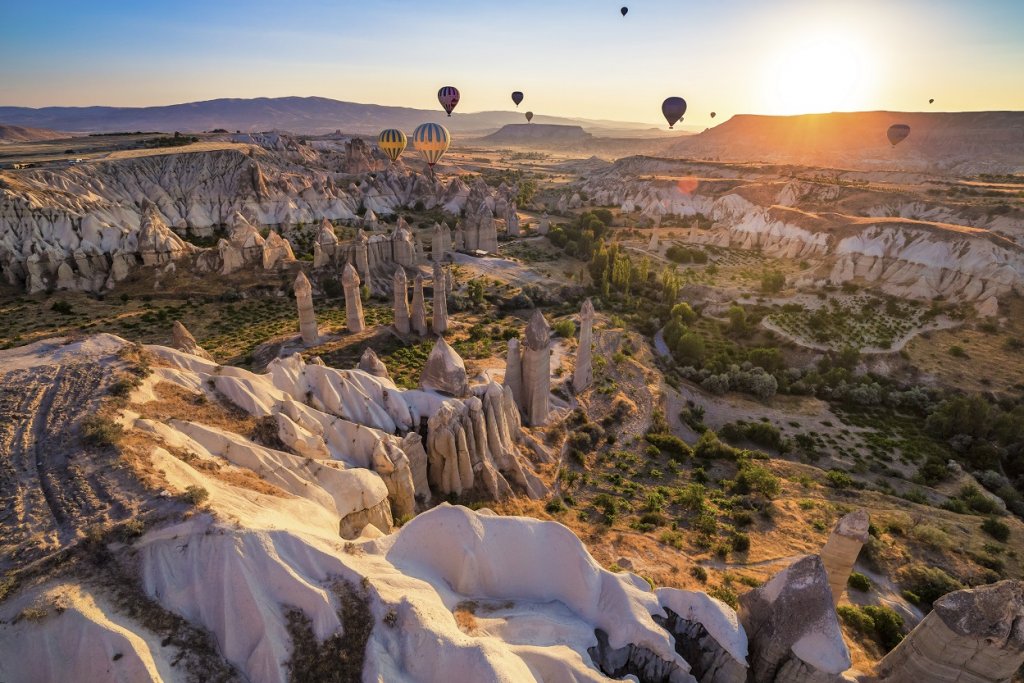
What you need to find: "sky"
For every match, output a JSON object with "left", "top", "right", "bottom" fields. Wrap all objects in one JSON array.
[{"left": 1, "top": 0, "right": 1023, "bottom": 127}]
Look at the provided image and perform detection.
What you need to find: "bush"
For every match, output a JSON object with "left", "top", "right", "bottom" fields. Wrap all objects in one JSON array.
[
  {"left": 981, "top": 517, "right": 1010, "bottom": 542},
  {"left": 51, "top": 300, "right": 74, "bottom": 315},
  {"left": 862, "top": 605, "right": 904, "bottom": 651},
  {"left": 899, "top": 564, "right": 963, "bottom": 607},
  {"left": 690, "top": 566, "right": 708, "bottom": 583},
  {"left": 733, "top": 461, "right": 781, "bottom": 498},
  {"left": 693, "top": 431, "right": 740, "bottom": 460},
  {"left": 81, "top": 415, "right": 124, "bottom": 447},
  {"left": 731, "top": 533, "right": 750, "bottom": 553},
  {"left": 644, "top": 433, "right": 691, "bottom": 460},
  {"left": 848, "top": 572, "right": 872, "bottom": 592},
  {"left": 552, "top": 319, "right": 576, "bottom": 338},
  {"left": 181, "top": 485, "right": 209, "bottom": 506},
  {"left": 825, "top": 469, "right": 855, "bottom": 489}
]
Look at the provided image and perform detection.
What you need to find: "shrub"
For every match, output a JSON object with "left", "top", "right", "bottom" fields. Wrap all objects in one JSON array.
[
  {"left": 731, "top": 533, "right": 750, "bottom": 553},
  {"left": 825, "top": 469, "right": 855, "bottom": 489},
  {"left": 81, "top": 415, "right": 124, "bottom": 447},
  {"left": 51, "top": 300, "right": 74, "bottom": 315},
  {"left": 911, "top": 523, "right": 952, "bottom": 550},
  {"left": 862, "top": 605, "right": 904, "bottom": 651},
  {"left": 708, "top": 585, "right": 738, "bottom": 609},
  {"left": 847, "top": 572, "right": 872, "bottom": 592},
  {"left": 733, "top": 461, "right": 781, "bottom": 499},
  {"left": 693, "top": 431, "right": 740, "bottom": 460},
  {"left": 545, "top": 498, "right": 566, "bottom": 514},
  {"left": 690, "top": 566, "right": 708, "bottom": 583},
  {"left": 645, "top": 433, "right": 691, "bottom": 459},
  {"left": 552, "top": 319, "right": 576, "bottom": 338},
  {"left": 981, "top": 517, "right": 1010, "bottom": 542},
  {"left": 899, "top": 564, "right": 963, "bottom": 607},
  {"left": 181, "top": 485, "right": 209, "bottom": 506}
]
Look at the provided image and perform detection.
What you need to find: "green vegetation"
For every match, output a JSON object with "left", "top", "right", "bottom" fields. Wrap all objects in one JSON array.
[{"left": 837, "top": 604, "right": 904, "bottom": 652}]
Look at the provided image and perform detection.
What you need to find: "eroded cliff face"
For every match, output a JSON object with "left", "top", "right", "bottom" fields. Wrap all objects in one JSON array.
[
  {"left": 0, "top": 141, "right": 521, "bottom": 294},
  {"left": 579, "top": 160, "right": 1024, "bottom": 309}
]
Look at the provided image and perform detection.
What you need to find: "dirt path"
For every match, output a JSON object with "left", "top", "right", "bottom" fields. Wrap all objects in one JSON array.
[{"left": 0, "top": 361, "right": 148, "bottom": 571}]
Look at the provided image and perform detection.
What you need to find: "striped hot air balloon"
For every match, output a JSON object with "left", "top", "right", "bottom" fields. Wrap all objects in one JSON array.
[
  {"left": 438, "top": 86, "right": 460, "bottom": 117},
  {"left": 412, "top": 122, "right": 451, "bottom": 167},
  {"left": 377, "top": 128, "right": 407, "bottom": 163}
]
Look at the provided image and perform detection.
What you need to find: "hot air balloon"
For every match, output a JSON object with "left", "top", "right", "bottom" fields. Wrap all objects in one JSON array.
[
  {"left": 887, "top": 124, "right": 910, "bottom": 147},
  {"left": 662, "top": 97, "right": 687, "bottom": 129},
  {"left": 438, "top": 86, "right": 460, "bottom": 117},
  {"left": 525, "top": 111, "right": 534, "bottom": 123},
  {"left": 929, "top": 98, "right": 934, "bottom": 104},
  {"left": 377, "top": 129, "right": 407, "bottom": 163},
  {"left": 710, "top": 112, "right": 717, "bottom": 119},
  {"left": 412, "top": 122, "right": 451, "bottom": 167},
  {"left": 512, "top": 91, "right": 524, "bottom": 107},
  {"left": 620, "top": 6, "right": 628, "bottom": 16}
]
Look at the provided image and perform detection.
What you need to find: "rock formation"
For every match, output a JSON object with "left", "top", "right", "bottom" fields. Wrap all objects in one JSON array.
[
  {"left": 876, "top": 580, "right": 1024, "bottom": 683},
  {"left": 412, "top": 274, "right": 428, "bottom": 336},
  {"left": 820, "top": 509, "right": 870, "bottom": 605},
  {"left": 573, "top": 298, "right": 594, "bottom": 393},
  {"left": 353, "top": 230, "right": 371, "bottom": 291},
  {"left": 358, "top": 348, "right": 391, "bottom": 381},
  {"left": 432, "top": 261, "right": 449, "bottom": 335},
  {"left": 170, "top": 320, "right": 213, "bottom": 361},
  {"left": 313, "top": 218, "right": 339, "bottom": 268},
  {"left": 393, "top": 268, "right": 411, "bottom": 335},
  {"left": 506, "top": 202, "right": 521, "bottom": 237},
  {"left": 648, "top": 231, "right": 660, "bottom": 251},
  {"left": 431, "top": 222, "right": 452, "bottom": 262},
  {"left": 505, "top": 310, "right": 551, "bottom": 426},
  {"left": 538, "top": 213, "right": 550, "bottom": 235},
  {"left": 261, "top": 230, "right": 295, "bottom": 270},
  {"left": 454, "top": 222, "right": 466, "bottom": 251},
  {"left": 738, "top": 555, "right": 850, "bottom": 683},
  {"left": 293, "top": 271, "right": 318, "bottom": 345},
  {"left": 420, "top": 337, "right": 469, "bottom": 397},
  {"left": 392, "top": 219, "right": 417, "bottom": 268},
  {"left": 341, "top": 263, "right": 365, "bottom": 333},
  {"left": 654, "top": 589, "right": 748, "bottom": 683}
]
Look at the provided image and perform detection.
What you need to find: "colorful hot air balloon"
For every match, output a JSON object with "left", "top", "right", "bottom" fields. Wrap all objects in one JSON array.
[
  {"left": 412, "top": 122, "right": 451, "bottom": 167},
  {"left": 887, "top": 124, "right": 911, "bottom": 147},
  {"left": 377, "top": 128, "right": 407, "bottom": 163},
  {"left": 710, "top": 112, "right": 717, "bottom": 119},
  {"left": 662, "top": 97, "right": 687, "bottom": 129},
  {"left": 438, "top": 86, "right": 460, "bottom": 117},
  {"left": 512, "top": 91, "right": 524, "bottom": 107},
  {"left": 620, "top": 6, "right": 628, "bottom": 16},
  {"left": 525, "top": 111, "right": 534, "bottom": 123}
]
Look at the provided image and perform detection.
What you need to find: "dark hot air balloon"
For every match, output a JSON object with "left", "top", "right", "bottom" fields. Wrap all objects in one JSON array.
[
  {"left": 438, "top": 86, "right": 460, "bottom": 117},
  {"left": 621, "top": 7, "right": 628, "bottom": 16},
  {"left": 929, "top": 98, "right": 934, "bottom": 104},
  {"left": 662, "top": 97, "right": 687, "bottom": 129},
  {"left": 887, "top": 124, "right": 910, "bottom": 147},
  {"left": 710, "top": 112, "right": 716, "bottom": 119},
  {"left": 525, "top": 111, "right": 534, "bottom": 123},
  {"left": 512, "top": 91, "right": 524, "bottom": 107}
]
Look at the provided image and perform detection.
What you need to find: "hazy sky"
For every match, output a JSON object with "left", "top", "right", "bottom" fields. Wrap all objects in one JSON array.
[{"left": 2, "top": 0, "right": 1022, "bottom": 126}]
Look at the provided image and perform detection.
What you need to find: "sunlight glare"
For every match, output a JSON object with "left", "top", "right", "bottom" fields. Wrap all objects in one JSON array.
[{"left": 762, "top": 32, "right": 875, "bottom": 115}]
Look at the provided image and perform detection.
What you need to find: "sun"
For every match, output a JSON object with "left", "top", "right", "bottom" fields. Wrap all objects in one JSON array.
[{"left": 761, "top": 32, "right": 876, "bottom": 115}]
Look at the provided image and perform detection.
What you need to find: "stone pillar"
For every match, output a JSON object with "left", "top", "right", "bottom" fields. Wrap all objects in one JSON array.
[
  {"left": 877, "top": 580, "right": 1024, "bottom": 683},
  {"left": 522, "top": 309, "right": 550, "bottom": 426},
  {"left": 342, "top": 263, "right": 365, "bottom": 333},
  {"left": 454, "top": 222, "right": 465, "bottom": 251},
  {"left": 432, "top": 223, "right": 445, "bottom": 262},
  {"left": 294, "top": 271, "right": 318, "bottom": 345},
  {"left": 573, "top": 298, "right": 594, "bottom": 393},
  {"left": 507, "top": 201, "right": 520, "bottom": 237},
  {"left": 504, "top": 337, "right": 524, "bottom": 411},
  {"left": 820, "top": 509, "right": 870, "bottom": 605},
  {"left": 355, "top": 230, "right": 371, "bottom": 292},
  {"left": 538, "top": 213, "right": 550, "bottom": 236},
  {"left": 648, "top": 231, "right": 659, "bottom": 251},
  {"left": 432, "top": 261, "right": 449, "bottom": 335},
  {"left": 393, "top": 268, "right": 410, "bottom": 335},
  {"left": 411, "top": 274, "right": 428, "bottom": 336}
]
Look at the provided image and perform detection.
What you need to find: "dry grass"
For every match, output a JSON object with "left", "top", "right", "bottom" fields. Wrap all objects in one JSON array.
[{"left": 453, "top": 600, "right": 479, "bottom": 634}]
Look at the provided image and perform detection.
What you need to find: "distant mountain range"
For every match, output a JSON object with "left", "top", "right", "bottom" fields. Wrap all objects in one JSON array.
[
  {"left": 665, "top": 111, "right": 1024, "bottom": 174},
  {"left": 0, "top": 96, "right": 655, "bottom": 136},
  {"left": 0, "top": 124, "right": 69, "bottom": 143}
]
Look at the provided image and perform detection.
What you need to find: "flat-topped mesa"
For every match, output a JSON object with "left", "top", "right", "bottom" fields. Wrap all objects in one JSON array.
[
  {"left": 420, "top": 337, "right": 469, "bottom": 397},
  {"left": 432, "top": 261, "right": 449, "bottom": 335},
  {"left": 573, "top": 298, "right": 595, "bottom": 393},
  {"left": 170, "top": 320, "right": 213, "bottom": 361},
  {"left": 341, "top": 263, "right": 365, "bottom": 333},
  {"left": 293, "top": 271, "right": 318, "bottom": 345},
  {"left": 820, "top": 509, "right": 870, "bottom": 605},
  {"left": 738, "top": 554, "right": 851, "bottom": 683},
  {"left": 877, "top": 580, "right": 1024, "bottom": 683},
  {"left": 411, "top": 274, "right": 428, "bottom": 336},
  {"left": 393, "top": 268, "right": 411, "bottom": 335},
  {"left": 358, "top": 347, "right": 391, "bottom": 381}
]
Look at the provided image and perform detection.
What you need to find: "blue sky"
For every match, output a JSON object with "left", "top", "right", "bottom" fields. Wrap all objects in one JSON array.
[{"left": 2, "top": 0, "right": 1022, "bottom": 125}]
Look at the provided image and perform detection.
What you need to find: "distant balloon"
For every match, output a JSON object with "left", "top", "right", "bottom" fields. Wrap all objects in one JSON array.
[
  {"left": 929, "top": 98, "right": 934, "bottom": 104},
  {"left": 620, "top": 6, "right": 628, "bottom": 16},
  {"left": 377, "top": 128, "right": 407, "bottom": 163},
  {"left": 512, "top": 91, "right": 524, "bottom": 107},
  {"left": 437, "top": 86, "right": 460, "bottom": 117},
  {"left": 412, "top": 122, "right": 451, "bottom": 167},
  {"left": 710, "top": 112, "right": 717, "bottom": 119},
  {"left": 887, "top": 123, "right": 911, "bottom": 147},
  {"left": 662, "top": 97, "right": 687, "bottom": 129},
  {"left": 525, "top": 111, "right": 534, "bottom": 123}
]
